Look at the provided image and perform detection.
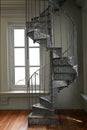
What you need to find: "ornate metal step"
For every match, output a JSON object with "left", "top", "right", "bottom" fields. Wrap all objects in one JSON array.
[
  {"left": 53, "top": 80, "right": 68, "bottom": 92},
  {"left": 52, "top": 57, "right": 74, "bottom": 66},
  {"left": 27, "top": 29, "right": 50, "bottom": 42},
  {"left": 27, "top": 28, "right": 52, "bottom": 48},
  {"left": 54, "top": 73, "right": 75, "bottom": 81},
  {"left": 27, "top": 7, "right": 51, "bottom": 34},
  {"left": 32, "top": 103, "right": 54, "bottom": 116},
  {"left": 53, "top": 80, "right": 67, "bottom": 87},
  {"left": 27, "top": 21, "right": 51, "bottom": 31},
  {"left": 53, "top": 66, "right": 76, "bottom": 74},
  {"left": 28, "top": 113, "right": 57, "bottom": 126},
  {"left": 40, "top": 97, "right": 52, "bottom": 109}
]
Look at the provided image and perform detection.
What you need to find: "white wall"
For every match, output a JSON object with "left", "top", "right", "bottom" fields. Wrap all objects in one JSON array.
[
  {"left": 0, "top": 0, "right": 83, "bottom": 110},
  {"left": 82, "top": 0, "right": 87, "bottom": 94},
  {"left": 81, "top": 0, "right": 87, "bottom": 112},
  {"left": 55, "top": 0, "right": 83, "bottom": 109}
]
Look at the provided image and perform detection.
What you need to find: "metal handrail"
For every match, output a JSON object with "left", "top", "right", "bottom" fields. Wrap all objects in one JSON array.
[{"left": 27, "top": 63, "right": 50, "bottom": 87}]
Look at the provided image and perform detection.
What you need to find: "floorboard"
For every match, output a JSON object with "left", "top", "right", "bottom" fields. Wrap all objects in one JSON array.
[{"left": 0, "top": 110, "right": 87, "bottom": 130}]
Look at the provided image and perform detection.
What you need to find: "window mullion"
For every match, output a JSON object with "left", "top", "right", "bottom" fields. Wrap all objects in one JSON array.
[{"left": 25, "top": 34, "right": 29, "bottom": 85}]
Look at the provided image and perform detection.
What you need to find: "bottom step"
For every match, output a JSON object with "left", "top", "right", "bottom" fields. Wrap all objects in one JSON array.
[{"left": 28, "top": 113, "right": 57, "bottom": 126}]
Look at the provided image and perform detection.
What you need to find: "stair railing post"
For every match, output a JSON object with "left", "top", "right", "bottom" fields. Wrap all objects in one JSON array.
[{"left": 50, "top": 50, "right": 55, "bottom": 125}]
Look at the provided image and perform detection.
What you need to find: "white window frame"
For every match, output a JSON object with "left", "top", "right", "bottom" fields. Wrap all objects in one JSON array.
[{"left": 8, "top": 23, "right": 41, "bottom": 91}]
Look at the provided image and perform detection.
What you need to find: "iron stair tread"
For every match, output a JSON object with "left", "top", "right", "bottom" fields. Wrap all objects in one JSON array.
[
  {"left": 55, "top": 85, "right": 68, "bottom": 88},
  {"left": 52, "top": 57, "right": 74, "bottom": 66},
  {"left": 27, "top": 21, "right": 50, "bottom": 33},
  {"left": 53, "top": 64, "right": 72, "bottom": 67},
  {"left": 40, "top": 97, "right": 52, "bottom": 104},
  {"left": 33, "top": 103, "right": 53, "bottom": 111},
  {"left": 54, "top": 73, "right": 75, "bottom": 81},
  {"left": 50, "top": 47, "right": 62, "bottom": 50},
  {"left": 27, "top": 28, "right": 50, "bottom": 40},
  {"left": 28, "top": 112, "right": 57, "bottom": 126},
  {"left": 53, "top": 80, "right": 68, "bottom": 87},
  {"left": 53, "top": 64, "right": 76, "bottom": 73},
  {"left": 52, "top": 56, "right": 73, "bottom": 60},
  {"left": 53, "top": 71, "right": 76, "bottom": 74},
  {"left": 29, "top": 112, "right": 55, "bottom": 119},
  {"left": 28, "top": 28, "right": 49, "bottom": 36}
]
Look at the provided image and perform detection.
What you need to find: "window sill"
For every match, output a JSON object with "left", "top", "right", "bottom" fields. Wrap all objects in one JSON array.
[{"left": 0, "top": 90, "right": 49, "bottom": 98}]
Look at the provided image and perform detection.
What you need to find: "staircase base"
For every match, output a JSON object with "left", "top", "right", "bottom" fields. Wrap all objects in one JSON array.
[{"left": 28, "top": 113, "right": 57, "bottom": 126}]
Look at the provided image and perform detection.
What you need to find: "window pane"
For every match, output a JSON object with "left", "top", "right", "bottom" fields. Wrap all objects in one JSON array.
[
  {"left": 14, "top": 29, "right": 25, "bottom": 47},
  {"left": 29, "top": 67, "right": 40, "bottom": 77},
  {"left": 29, "top": 37, "right": 39, "bottom": 47},
  {"left": 14, "top": 48, "right": 25, "bottom": 66},
  {"left": 29, "top": 48, "right": 40, "bottom": 66},
  {"left": 15, "top": 67, "right": 25, "bottom": 85},
  {"left": 29, "top": 67, "right": 40, "bottom": 85}
]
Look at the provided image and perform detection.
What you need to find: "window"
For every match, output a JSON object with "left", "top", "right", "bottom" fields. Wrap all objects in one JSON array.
[{"left": 8, "top": 24, "right": 40, "bottom": 90}]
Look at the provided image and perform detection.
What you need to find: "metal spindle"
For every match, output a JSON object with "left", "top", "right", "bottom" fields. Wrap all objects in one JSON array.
[
  {"left": 35, "top": 0, "right": 36, "bottom": 18},
  {"left": 73, "top": 24, "right": 75, "bottom": 59},
  {"left": 67, "top": 20, "right": 69, "bottom": 57},
  {"left": 39, "top": 0, "right": 41, "bottom": 19},
  {"left": 34, "top": 72, "right": 36, "bottom": 101},
  {"left": 53, "top": 8, "right": 55, "bottom": 47},
  {"left": 45, "top": 1, "right": 49, "bottom": 49},
  {"left": 38, "top": 69, "right": 41, "bottom": 98},
  {"left": 43, "top": 66, "right": 45, "bottom": 94},
  {"left": 59, "top": 12, "right": 63, "bottom": 56},
  {"left": 27, "top": 79, "right": 30, "bottom": 111},
  {"left": 69, "top": 21, "right": 72, "bottom": 56},
  {"left": 31, "top": 0, "right": 32, "bottom": 20},
  {"left": 31, "top": 77, "right": 33, "bottom": 106}
]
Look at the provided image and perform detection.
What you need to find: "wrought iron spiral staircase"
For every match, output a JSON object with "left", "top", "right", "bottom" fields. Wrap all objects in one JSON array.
[{"left": 26, "top": 0, "right": 78, "bottom": 126}]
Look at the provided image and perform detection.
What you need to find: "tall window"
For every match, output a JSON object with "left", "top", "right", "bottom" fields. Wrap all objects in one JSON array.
[{"left": 8, "top": 24, "right": 40, "bottom": 90}]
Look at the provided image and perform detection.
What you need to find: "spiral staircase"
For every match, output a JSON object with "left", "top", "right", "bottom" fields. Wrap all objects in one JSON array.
[{"left": 26, "top": 0, "right": 78, "bottom": 126}]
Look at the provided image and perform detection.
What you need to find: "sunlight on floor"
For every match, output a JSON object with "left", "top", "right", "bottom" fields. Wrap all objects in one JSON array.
[{"left": 66, "top": 116, "right": 83, "bottom": 123}]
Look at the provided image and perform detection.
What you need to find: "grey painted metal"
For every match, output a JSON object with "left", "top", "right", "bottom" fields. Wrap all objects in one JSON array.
[
  {"left": 40, "top": 97, "right": 52, "bottom": 109},
  {"left": 53, "top": 80, "right": 67, "bottom": 88},
  {"left": 28, "top": 29, "right": 50, "bottom": 41},
  {"left": 54, "top": 73, "right": 75, "bottom": 81},
  {"left": 32, "top": 103, "right": 53, "bottom": 116},
  {"left": 52, "top": 57, "right": 74, "bottom": 66},
  {"left": 28, "top": 113, "right": 57, "bottom": 126},
  {"left": 53, "top": 66, "right": 76, "bottom": 74},
  {"left": 26, "top": 0, "right": 77, "bottom": 127}
]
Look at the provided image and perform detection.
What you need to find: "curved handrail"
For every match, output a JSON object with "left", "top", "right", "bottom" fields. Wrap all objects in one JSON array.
[
  {"left": 27, "top": 62, "right": 50, "bottom": 87},
  {"left": 27, "top": 62, "right": 51, "bottom": 108}
]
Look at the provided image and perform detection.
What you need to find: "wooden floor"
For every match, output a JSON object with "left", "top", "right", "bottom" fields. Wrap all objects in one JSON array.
[{"left": 0, "top": 110, "right": 87, "bottom": 130}]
